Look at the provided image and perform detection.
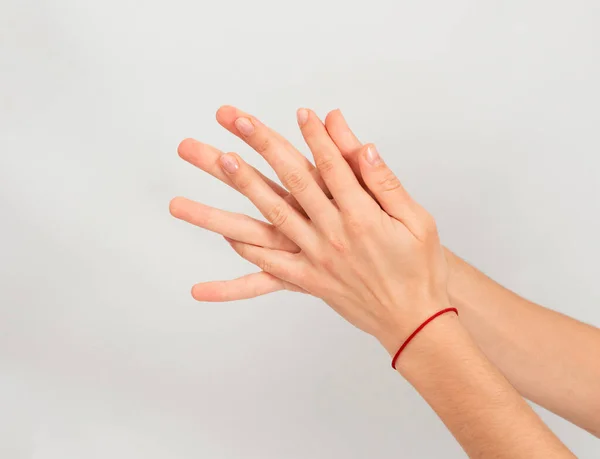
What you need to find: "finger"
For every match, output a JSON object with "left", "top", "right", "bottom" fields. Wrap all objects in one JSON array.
[
  {"left": 297, "top": 108, "right": 374, "bottom": 212},
  {"left": 216, "top": 105, "right": 335, "bottom": 201},
  {"left": 169, "top": 197, "right": 299, "bottom": 252},
  {"left": 217, "top": 109, "right": 336, "bottom": 226},
  {"left": 219, "top": 152, "right": 321, "bottom": 253},
  {"left": 216, "top": 105, "right": 321, "bottom": 177},
  {"left": 225, "top": 238, "right": 305, "bottom": 286},
  {"left": 191, "top": 271, "right": 285, "bottom": 302},
  {"left": 178, "top": 138, "right": 313, "bottom": 216},
  {"left": 358, "top": 143, "right": 428, "bottom": 238},
  {"left": 177, "top": 138, "right": 288, "bottom": 198},
  {"left": 324, "top": 109, "right": 363, "bottom": 180}
]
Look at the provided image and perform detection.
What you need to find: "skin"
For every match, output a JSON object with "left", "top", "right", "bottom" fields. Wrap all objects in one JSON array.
[
  {"left": 446, "top": 256, "right": 600, "bottom": 438},
  {"left": 171, "top": 106, "right": 600, "bottom": 439},
  {"left": 169, "top": 106, "right": 582, "bottom": 457}
]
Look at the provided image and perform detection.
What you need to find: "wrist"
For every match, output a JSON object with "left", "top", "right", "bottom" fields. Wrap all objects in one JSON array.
[
  {"left": 392, "top": 311, "right": 467, "bottom": 379},
  {"left": 377, "top": 303, "right": 462, "bottom": 360},
  {"left": 390, "top": 305, "right": 573, "bottom": 458}
]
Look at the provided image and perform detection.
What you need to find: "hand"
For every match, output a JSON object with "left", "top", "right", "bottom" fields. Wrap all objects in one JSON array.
[
  {"left": 171, "top": 106, "right": 373, "bottom": 300},
  {"left": 171, "top": 107, "right": 449, "bottom": 354}
]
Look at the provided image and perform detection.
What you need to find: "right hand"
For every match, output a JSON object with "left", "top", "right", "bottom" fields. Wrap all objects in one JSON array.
[
  {"left": 170, "top": 106, "right": 368, "bottom": 301},
  {"left": 170, "top": 106, "right": 450, "bottom": 354}
]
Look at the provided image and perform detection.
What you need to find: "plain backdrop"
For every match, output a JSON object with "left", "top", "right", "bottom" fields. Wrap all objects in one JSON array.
[{"left": 1, "top": 0, "right": 599, "bottom": 457}]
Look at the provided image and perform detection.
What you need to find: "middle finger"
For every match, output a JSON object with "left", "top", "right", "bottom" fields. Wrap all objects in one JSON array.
[
  {"left": 169, "top": 196, "right": 299, "bottom": 252},
  {"left": 219, "top": 107, "right": 338, "bottom": 229}
]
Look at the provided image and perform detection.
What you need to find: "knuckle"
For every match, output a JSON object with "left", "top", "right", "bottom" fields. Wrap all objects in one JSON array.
[
  {"left": 326, "top": 234, "right": 348, "bottom": 254},
  {"left": 292, "top": 261, "right": 309, "bottom": 283},
  {"left": 235, "top": 172, "right": 252, "bottom": 191},
  {"left": 344, "top": 214, "right": 367, "bottom": 236},
  {"left": 255, "top": 136, "right": 271, "bottom": 154},
  {"left": 258, "top": 258, "right": 273, "bottom": 273},
  {"left": 315, "top": 252, "right": 335, "bottom": 272},
  {"left": 266, "top": 203, "right": 289, "bottom": 229},
  {"left": 315, "top": 155, "right": 336, "bottom": 175},
  {"left": 377, "top": 172, "right": 403, "bottom": 193},
  {"left": 282, "top": 169, "right": 308, "bottom": 194}
]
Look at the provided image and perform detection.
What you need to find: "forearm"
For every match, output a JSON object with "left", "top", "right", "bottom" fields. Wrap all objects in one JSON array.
[
  {"left": 395, "top": 312, "right": 574, "bottom": 458},
  {"left": 445, "top": 249, "right": 600, "bottom": 436}
]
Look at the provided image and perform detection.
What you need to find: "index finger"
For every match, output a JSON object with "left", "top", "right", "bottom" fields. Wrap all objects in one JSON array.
[
  {"left": 216, "top": 105, "right": 332, "bottom": 198},
  {"left": 216, "top": 106, "right": 317, "bottom": 171},
  {"left": 177, "top": 138, "right": 288, "bottom": 198},
  {"left": 216, "top": 106, "right": 337, "bottom": 228}
]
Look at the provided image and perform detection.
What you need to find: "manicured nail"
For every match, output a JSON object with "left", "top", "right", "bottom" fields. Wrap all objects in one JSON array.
[
  {"left": 297, "top": 108, "right": 308, "bottom": 127},
  {"left": 365, "top": 144, "right": 381, "bottom": 165},
  {"left": 220, "top": 154, "right": 239, "bottom": 174},
  {"left": 235, "top": 117, "right": 254, "bottom": 136}
]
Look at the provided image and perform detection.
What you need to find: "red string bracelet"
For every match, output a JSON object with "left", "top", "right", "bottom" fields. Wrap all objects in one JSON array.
[{"left": 391, "top": 307, "right": 458, "bottom": 370}]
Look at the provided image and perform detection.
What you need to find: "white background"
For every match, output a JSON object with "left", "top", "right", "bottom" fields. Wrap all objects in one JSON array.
[{"left": 1, "top": 0, "right": 599, "bottom": 457}]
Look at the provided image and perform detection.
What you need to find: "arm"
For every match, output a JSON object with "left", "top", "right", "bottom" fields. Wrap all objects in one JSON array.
[
  {"left": 445, "top": 249, "right": 600, "bottom": 437},
  {"left": 171, "top": 106, "right": 574, "bottom": 457},
  {"left": 171, "top": 106, "right": 599, "bottom": 435},
  {"left": 324, "top": 110, "right": 600, "bottom": 436},
  {"left": 394, "top": 312, "right": 574, "bottom": 458}
]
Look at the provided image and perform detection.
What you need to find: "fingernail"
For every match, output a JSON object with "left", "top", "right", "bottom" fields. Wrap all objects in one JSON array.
[
  {"left": 365, "top": 144, "right": 381, "bottom": 165},
  {"left": 297, "top": 108, "right": 308, "bottom": 127},
  {"left": 235, "top": 117, "right": 254, "bottom": 136},
  {"left": 220, "top": 154, "right": 239, "bottom": 174}
]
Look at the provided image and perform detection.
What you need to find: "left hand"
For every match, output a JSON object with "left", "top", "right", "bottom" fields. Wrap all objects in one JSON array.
[{"left": 170, "top": 107, "right": 450, "bottom": 354}]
